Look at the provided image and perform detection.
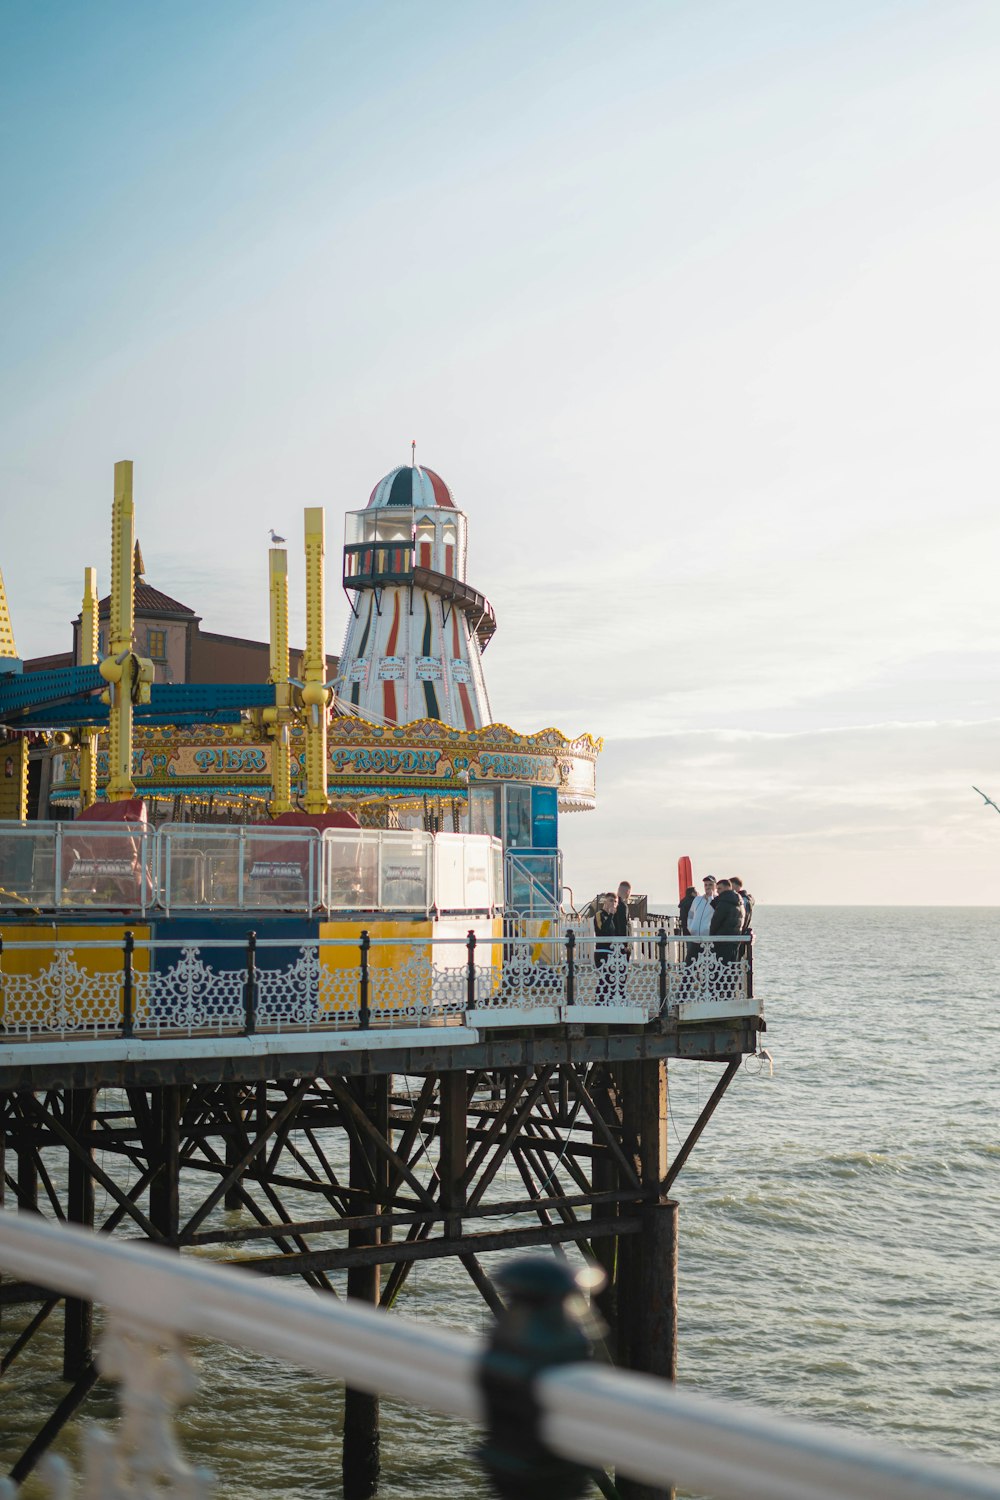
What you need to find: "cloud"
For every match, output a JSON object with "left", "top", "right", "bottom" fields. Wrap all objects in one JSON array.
[{"left": 558, "top": 718, "right": 1000, "bottom": 906}]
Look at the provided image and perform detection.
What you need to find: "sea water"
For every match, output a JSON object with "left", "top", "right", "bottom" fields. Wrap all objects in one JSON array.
[{"left": 4, "top": 906, "right": 1000, "bottom": 1497}]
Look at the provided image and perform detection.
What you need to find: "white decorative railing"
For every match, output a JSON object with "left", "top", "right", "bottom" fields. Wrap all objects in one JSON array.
[
  {"left": 0, "top": 932, "right": 756, "bottom": 1042},
  {"left": 1, "top": 1214, "right": 999, "bottom": 1500}
]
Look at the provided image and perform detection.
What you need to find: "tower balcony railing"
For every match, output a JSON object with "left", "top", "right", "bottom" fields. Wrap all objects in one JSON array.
[
  {"left": 0, "top": 1212, "right": 997, "bottom": 1500},
  {"left": 342, "top": 540, "right": 415, "bottom": 589},
  {"left": 0, "top": 929, "right": 758, "bottom": 1043}
]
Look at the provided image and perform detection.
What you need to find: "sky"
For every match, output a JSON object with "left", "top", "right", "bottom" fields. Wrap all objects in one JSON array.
[{"left": 2, "top": 0, "right": 999, "bottom": 904}]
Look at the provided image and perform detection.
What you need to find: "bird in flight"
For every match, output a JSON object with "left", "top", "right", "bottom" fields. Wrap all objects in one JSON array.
[
  {"left": 269, "top": 529, "right": 286, "bottom": 545},
  {"left": 972, "top": 785, "right": 1000, "bottom": 815}
]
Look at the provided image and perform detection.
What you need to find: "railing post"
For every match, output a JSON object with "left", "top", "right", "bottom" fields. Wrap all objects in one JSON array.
[
  {"left": 54, "top": 821, "right": 63, "bottom": 909},
  {"left": 0, "top": 932, "right": 4, "bottom": 1032},
  {"left": 359, "top": 929, "right": 371, "bottom": 1030},
  {"left": 658, "top": 926, "right": 668, "bottom": 1009},
  {"left": 244, "top": 930, "right": 257, "bottom": 1035},
  {"left": 746, "top": 932, "right": 754, "bottom": 999},
  {"left": 477, "top": 1257, "right": 602, "bottom": 1499},
  {"left": 237, "top": 828, "right": 246, "bottom": 911},
  {"left": 466, "top": 928, "right": 477, "bottom": 1011},
  {"left": 122, "top": 929, "right": 134, "bottom": 1039},
  {"left": 565, "top": 929, "right": 575, "bottom": 1007}
]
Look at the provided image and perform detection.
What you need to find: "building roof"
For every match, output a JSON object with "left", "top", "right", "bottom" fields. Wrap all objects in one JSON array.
[
  {"left": 98, "top": 582, "right": 197, "bottom": 617},
  {"left": 367, "top": 465, "right": 456, "bottom": 511}
]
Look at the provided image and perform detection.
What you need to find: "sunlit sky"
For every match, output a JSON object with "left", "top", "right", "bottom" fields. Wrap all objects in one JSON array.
[{"left": 3, "top": 0, "right": 999, "bottom": 904}]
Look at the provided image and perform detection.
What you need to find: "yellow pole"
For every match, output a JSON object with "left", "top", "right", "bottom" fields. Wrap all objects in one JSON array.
[
  {"left": 100, "top": 460, "right": 136, "bottom": 802},
  {"left": 79, "top": 567, "right": 99, "bottom": 809},
  {"left": 300, "top": 507, "right": 330, "bottom": 815},
  {"left": 268, "top": 546, "right": 292, "bottom": 815},
  {"left": 0, "top": 740, "right": 28, "bottom": 821},
  {"left": 0, "top": 566, "right": 28, "bottom": 820}
]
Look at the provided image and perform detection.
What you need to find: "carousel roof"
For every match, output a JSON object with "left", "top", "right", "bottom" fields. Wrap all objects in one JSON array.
[{"left": 367, "top": 465, "right": 456, "bottom": 511}]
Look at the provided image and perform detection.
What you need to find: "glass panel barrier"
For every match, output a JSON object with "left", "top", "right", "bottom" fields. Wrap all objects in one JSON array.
[
  {"left": 159, "top": 825, "right": 319, "bottom": 912},
  {"left": 0, "top": 821, "right": 60, "bottom": 909},
  {"left": 322, "top": 830, "right": 380, "bottom": 910},
  {"left": 432, "top": 833, "right": 466, "bottom": 911},
  {"left": 378, "top": 830, "right": 431, "bottom": 912},
  {"left": 59, "top": 822, "right": 154, "bottom": 912}
]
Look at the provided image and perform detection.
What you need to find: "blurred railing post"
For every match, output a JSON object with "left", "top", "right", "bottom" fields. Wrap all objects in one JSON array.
[
  {"left": 244, "top": 930, "right": 258, "bottom": 1035},
  {"left": 565, "top": 929, "right": 576, "bottom": 1007},
  {"left": 359, "top": 929, "right": 371, "bottom": 1030},
  {"left": 477, "top": 1257, "right": 601, "bottom": 1499},
  {"left": 466, "top": 929, "right": 477, "bottom": 1011},
  {"left": 122, "top": 929, "right": 134, "bottom": 1039},
  {"left": 54, "top": 821, "right": 64, "bottom": 910},
  {"left": 658, "top": 927, "right": 668, "bottom": 1010}
]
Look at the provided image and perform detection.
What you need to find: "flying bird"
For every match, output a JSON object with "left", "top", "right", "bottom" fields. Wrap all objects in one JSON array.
[
  {"left": 972, "top": 785, "right": 1000, "bottom": 816},
  {"left": 269, "top": 529, "right": 286, "bottom": 545}
]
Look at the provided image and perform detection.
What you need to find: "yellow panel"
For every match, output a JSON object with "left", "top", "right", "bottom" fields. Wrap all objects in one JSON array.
[
  {"left": 0, "top": 923, "right": 150, "bottom": 1029},
  {"left": 318, "top": 918, "right": 432, "bottom": 1015}
]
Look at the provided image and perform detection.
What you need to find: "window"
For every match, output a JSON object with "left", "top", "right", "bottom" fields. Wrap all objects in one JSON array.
[{"left": 147, "top": 629, "right": 167, "bottom": 662}]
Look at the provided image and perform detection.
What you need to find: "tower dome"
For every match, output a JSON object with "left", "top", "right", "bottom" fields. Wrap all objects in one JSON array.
[
  {"left": 339, "top": 460, "right": 495, "bottom": 730},
  {"left": 367, "top": 465, "right": 456, "bottom": 511}
]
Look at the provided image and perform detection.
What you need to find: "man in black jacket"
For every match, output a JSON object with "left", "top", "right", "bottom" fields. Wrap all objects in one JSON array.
[
  {"left": 730, "top": 876, "right": 754, "bottom": 932},
  {"left": 613, "top": 880, "right": 632, "bottom": 938},
  {"left": 710, "top": 878, "right": 744, "bottom": 962}
]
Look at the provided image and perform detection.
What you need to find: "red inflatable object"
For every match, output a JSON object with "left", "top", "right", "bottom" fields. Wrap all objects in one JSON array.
[{"left": 677, "top": 855, "right": 693, "bottom": 902}]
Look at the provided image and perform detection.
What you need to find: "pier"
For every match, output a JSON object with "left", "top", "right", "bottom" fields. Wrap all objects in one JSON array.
[
  {"left": 1, "top": 456, "right": 763, "bottom": 1497},
  {"left": 0, "top": 874, "right": 760, "bottom": 1496}
]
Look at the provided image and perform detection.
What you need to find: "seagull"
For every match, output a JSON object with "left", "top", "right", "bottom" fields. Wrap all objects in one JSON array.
[
  {"left": 269, "top": 529, "right": 286, "bottom": 545},
  {"left": 972, "top": 785, "right": 1000, "bottom": 815}
]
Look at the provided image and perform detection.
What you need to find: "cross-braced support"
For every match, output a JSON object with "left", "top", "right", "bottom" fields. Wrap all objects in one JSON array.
[{"left": 1, "top": 1046, "right": 747, "bottom": 1492}]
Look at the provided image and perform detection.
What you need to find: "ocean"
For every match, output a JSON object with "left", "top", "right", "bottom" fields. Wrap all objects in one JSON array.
[{"left": 4, "top": 905, "right": 1000, "bottom": 1497}]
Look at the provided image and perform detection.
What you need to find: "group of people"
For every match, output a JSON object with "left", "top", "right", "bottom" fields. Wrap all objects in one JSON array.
[
  {"left": 588, "top": 873, "right": 754, "bottom": 989},
  {"left": 592, "top": 879, "right": 632, "bottom": 962},
  {"left": 679, "top": 874, "right": 754, "bottom": 962}
]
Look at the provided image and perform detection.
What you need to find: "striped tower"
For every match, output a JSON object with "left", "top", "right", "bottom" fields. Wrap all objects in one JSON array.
[{"left": 339, "top": 463, "right": 496, "bottom": 729}]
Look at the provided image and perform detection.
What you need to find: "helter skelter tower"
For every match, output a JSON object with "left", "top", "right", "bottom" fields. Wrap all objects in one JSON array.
[{"left": 339, "top": 460, "right": 496, "bottom": 730}]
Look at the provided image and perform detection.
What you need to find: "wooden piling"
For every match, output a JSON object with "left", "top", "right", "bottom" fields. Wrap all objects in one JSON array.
[
  {"left": 62, "top": 1088, "right": 95, "bottom": 1380},
  {"left": 149, "top": 1086, "right": 182, "bottom": 1244},
  {"left": 342, "top": 1075, "right": 389, "bottom": 1500},
  {"left": 617, "top": 1059, "right": 676, "bottom": 1500}
]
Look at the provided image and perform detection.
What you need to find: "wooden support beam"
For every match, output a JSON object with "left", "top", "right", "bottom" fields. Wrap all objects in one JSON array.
[
  {"left": 325, "top": 1077, "right": 435, "bottom": 1211},
  {"left": 149, "top": 1087, "right": 183, "bottom": 1245},
  {"left": 62, "top": 1088, "right": 95, "bottom": 1380},
  {"left": 177, "top": 1081, "right": 313, "bottom": 1243},
  {"left": 23, "top": 1092, "right": 164, "bottom": 1243},
  {"left": 438, "top": 1070, "right": 467, "bottom": 1238},
  {"left": 16, "top": 1092, "right": 38, "bottom": 1214},
  {"left": 663, "top": 1058, "right": 740, "bottom": 1193},
  {"left": 343, "top": 1076, "right": 388, "bottom": 1500},
  {"left": 225, "top": 1216, "right": 644, "bottom": 1278},
  {"left": 466, "top": 1068, "right": 556, "bottom": 1212}
]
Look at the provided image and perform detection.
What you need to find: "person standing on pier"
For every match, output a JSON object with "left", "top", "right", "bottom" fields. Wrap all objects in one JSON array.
[
  {"left": 686, "top": 875, "right": 716, "bottom": 963},
  {"left": 594, "top": 893, "right": 617, "bottom": 999},
  {"left": 613, "top": 880, "right": 632, "bottom": 937},
  {"left": 730, "top": 875, "right": 754, "bottom": 931},
  {"left": 710, "top": 878, "right": 744, "bottom": 962}
]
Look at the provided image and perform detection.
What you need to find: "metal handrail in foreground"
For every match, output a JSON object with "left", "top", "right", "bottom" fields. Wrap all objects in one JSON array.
[{"left": 0, "top": 1213, "right": 998, "bottom": 1500}]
